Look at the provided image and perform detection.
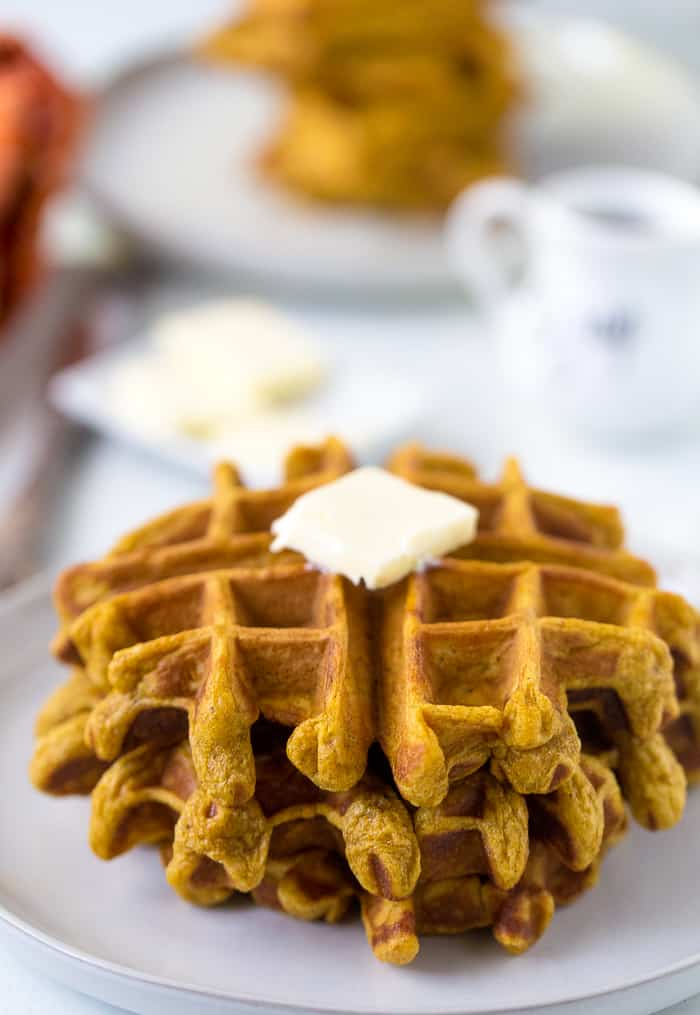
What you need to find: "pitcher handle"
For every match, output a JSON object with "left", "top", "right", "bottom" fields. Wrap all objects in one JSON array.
[{"left": 446, "top": 178, "right": 539, "bottom": 310}]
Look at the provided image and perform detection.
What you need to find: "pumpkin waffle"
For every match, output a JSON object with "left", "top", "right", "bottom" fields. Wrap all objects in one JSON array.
[
  {"left": 30, "top": 668, "right": 108, "bottom": 795},
  {"left": 202, "top": 0, "right": 517, "bottom": 211},
  {"left": 77, "top": 565, "right": 373, "bottom": 803},
  {"left": 262, "top": 91, "right": 508, "bottom": 211},
  {"left": 31, "top": 438, "right": 697, "bottom": 967},
  {"left": 204, "top": 0, "right": 510, "bottom": 78},
  {"left": 88, "top": 740, "right": 419, "bottom": 906},
  {"left": 252, "top": 848, "right": 357, "bottom": 925},
  {"left": 379, "top": 558, "right": 683, "bottom": 823},
  {"left": 52, "top": 438, "right": 352, "bottom": 638},
  {"left": 655, "top": 614, "right": 700, "bottom": 784},
  {"left": 79, "top": 713, "right": 623, "bottom": 965},
  {"left": 63, "top": 555, "right": 682, "bottom": 824},
  {"left": 388, "top": 444, "right": 656, "bottom": 585},
  {"left": 205, "top": 5, "right": 514, "bottom": 115},
  {"left": 49, "top": 445, "right": 689, "bottom": 827},
  {"left": 363, "top": 753, "right": 627, "bottom": 962},
  {"left": 389, "top": 443, "right": 700, "bottom": 799}
]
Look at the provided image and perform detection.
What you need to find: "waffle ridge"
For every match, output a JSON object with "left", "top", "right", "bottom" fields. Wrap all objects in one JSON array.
[{"left": 388, "top": 444, "right": 656, "bottom": 585}]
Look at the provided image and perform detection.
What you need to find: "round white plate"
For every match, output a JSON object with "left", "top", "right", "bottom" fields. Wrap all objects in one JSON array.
[
  {"left": 80, "top": 13, "right": 700, "bottom": 295},
  {"left": 2, "top": 574, "right": 700, "bottom": 1015}
]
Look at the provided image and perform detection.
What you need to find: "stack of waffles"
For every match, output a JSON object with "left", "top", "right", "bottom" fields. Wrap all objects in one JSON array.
[
  {"left": 31, "top": 439, "right": 700, "bottom": 965},
  {"left": 0, "top": 36, "right": 81, "bottom": 329},
  {"left": 202, "top": 0, "right": 518, "bottom": 210}
]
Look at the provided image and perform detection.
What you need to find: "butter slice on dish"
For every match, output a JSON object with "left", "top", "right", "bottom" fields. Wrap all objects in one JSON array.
[
  {"left": 271, "top": 466, "right": 479, "bottom": 589},
  {"left": 110, "top": 299, "right": 326, "bottom": 440}
]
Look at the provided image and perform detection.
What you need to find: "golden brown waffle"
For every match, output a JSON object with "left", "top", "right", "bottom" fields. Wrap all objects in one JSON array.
[
  {"left": 362, "top": 754, "right": 627, "bottom": 962},
  {"left": 67, "top": 555, "right": 684, "bottom": 825},
  {"left": 52, "top": 438, "right": 352, "bottom": 638},
  {"left": 380, "top": 559, "right": 682, "bottom": 822},
  {"left": 203, "top": 0, "right": 514, "bottom": 100},
  {"left": 78, "top": 566, "right": 372, "bottom": 803},
  {"left": 82, "top": 717, "right": 624, "bottom": 964},
  {"left": 32, "top": 438, "right": 697, "bottom": 968},
  {"left": 201, "top": 1, "right": 517, "bottom": 211},
  {"left": 89, "top": 742, "right": 420, "bottom": 907},
  {"left": 388, "top": 444, "right": 656, "bottom": 585},
  {"left": 388, "top": 444, "right": 700, "bottom": 802},
  {"left": 46, "top": 440, "right": 693, "bottom": 831},
  {"left": 205, "top": 0, "right": 506, "bottom": 68},
  {"left": 657, "top": 616, "right": 700, "bottom": 784},
  {"left": 30, "top": 669, "right": 108, "bottom": 795},
  {"left": 253, "top": 849, "right": 356, "bottom": 924},
  {"left": 262, "top": 90, "right": 509, "bottom": 210},
  {"left": 414, "top": 768, "right": 529, "bottom": 892}
]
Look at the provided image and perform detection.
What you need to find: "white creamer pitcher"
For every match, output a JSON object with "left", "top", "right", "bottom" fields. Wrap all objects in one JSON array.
[{"left": 447, "top": 167, "right": 700, "bottom": 435}]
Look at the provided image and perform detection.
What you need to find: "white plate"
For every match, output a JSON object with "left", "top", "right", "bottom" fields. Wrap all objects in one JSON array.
[
  {"left": 80, "top": 13, "right": 700, "bottom": 295},
  {"left": 2, "top": 567, "right": 700, "bottom": 1015},
  {"left": 48, "top": 336, "right": 426, "bottom": 485}
]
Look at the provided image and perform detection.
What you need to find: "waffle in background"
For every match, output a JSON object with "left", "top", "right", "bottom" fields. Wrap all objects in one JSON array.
[{"left": 202, "top": 0, "right": 518, "bottom": 210}]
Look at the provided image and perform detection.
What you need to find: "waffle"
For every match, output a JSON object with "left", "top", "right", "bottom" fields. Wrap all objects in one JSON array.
[
  {"left": 204, "top": 0, "right": 508, "bottom": 70},
  {"left": 389, "top": 445, "right": 656, "bottom": 586},
  {"left": 262, "top": 90, "right": 508, "bottom": 210},
  {"left": 658, "top": 614, "right": 700, "bottom": 783},
  {"left": 82, "top": 722, "right": 624, "bottom": 964},
  {"left": 31, "top": 438, "right": 698, "bottom": 967},
  {"left": 75, "top": 565, "right": 372, "bottom": 804},
  {"left": 379, "top": 559, "right": 684, "bottom": 826},
  {"left": 205, "top": 5, "right": 514, "bottom": 111},
  {"left": 253, "top": 848, "right": 357, "bottom": 924},
  {"left": 89, "top": 741, "right": 419, "bottom": 906},
  {"left": 30, "top": 668, "right": 108, "bottom": 795},
  {"left": 389, "top": 443, "right": 700, "bottom": 801},
  {"left": 51, "top": 444, "right": 689, "bottom": 827},
  {"left": 364, "top": 754, "right": 627, "bottom": 961},
  {"left": 63, "top": 554, "right": 683, "bottom": 827},
  {"left": 52, "top": 438, "right": 352, "bottom": 644},
  {"left": 202, "top": 0, "right": 517, "bottom": 211}
]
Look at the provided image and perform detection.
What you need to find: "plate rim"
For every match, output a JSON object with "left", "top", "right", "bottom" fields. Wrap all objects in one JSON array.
[
  {"left": 5, "top": 584, "right": 700, "bottom": 1015},
  {"left": 3, "top": 882, "right": 700, "bottom": 1015}
]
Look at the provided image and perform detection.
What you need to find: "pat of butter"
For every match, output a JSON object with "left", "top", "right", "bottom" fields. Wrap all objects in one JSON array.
[
  {"left": 154, "top": 301, "right": 325, "bottom": 421},
  {"left": 271, "top": 467, "right": 479, "bottom": 589},
  {"left": 110, "top": 299, "right": 326, "bottom": 440}
]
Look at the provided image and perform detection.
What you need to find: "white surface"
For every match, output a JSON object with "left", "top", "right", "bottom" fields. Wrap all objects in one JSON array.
[
  {"left": 3, "top": 580, "right": 700, "bottom": 1015},
  {"left": 78, "top": 15, "right": 700, "bottom": 294},
  {"left": 270, "top": 467, "right": 479, "bottom": 589}
]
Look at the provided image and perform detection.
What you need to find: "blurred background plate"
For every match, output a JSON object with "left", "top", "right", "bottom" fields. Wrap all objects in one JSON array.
[{"left": 80, "top": 12, "right": 700, "bottom": 296}]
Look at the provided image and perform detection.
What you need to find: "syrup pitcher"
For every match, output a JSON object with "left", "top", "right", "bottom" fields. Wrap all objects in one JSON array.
[{"left": 447, "top": 167, "right": 700, "bottom": 436}]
